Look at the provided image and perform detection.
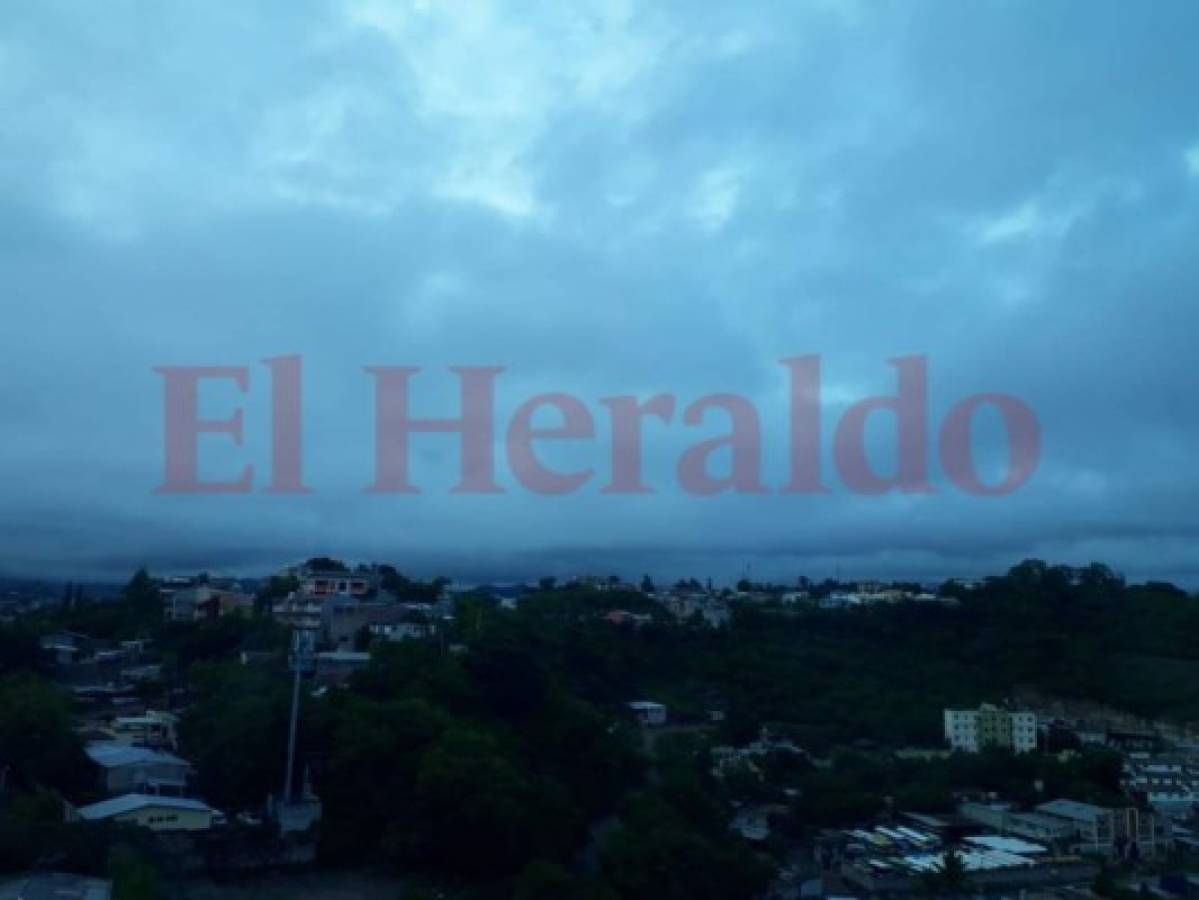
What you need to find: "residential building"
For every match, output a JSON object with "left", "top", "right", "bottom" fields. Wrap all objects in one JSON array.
[
  {"left": 107, "top": 710, "right": 179, "bottom": 751},
  {"left": 120, "top": 663, "right": 163, "bottom": 683},
  {"left": 39, "top": 631, "right": 90, "bottom": 665},
  {"left": 73, "top": 794, "right": 220, "bottom": 832},
  {"left": 320, "top": 597, "right": 422, "bottom": 649},
  {"left": 1071, "top": 719, "right": 1110, "bottom": 746},
  {"left": 371, "top": 618, "right": 432, "bottom": 642},
  {"left": 314, "top": 650, "right": 371, "bottom": 686},
  {"left": 573, "top": 575, "right": 638, "bottom": 592},
  {"left": 605, "top": 609, "right": 653, "bottom": 628},
  {"left": 1124, "top": 756, "right": 1199, "bottom": 820},
  {"left": 164, "top": 585, "right": 254, "bottom": 622},
  {"left": 628, "top": 701, "right": 667, "bottom": 726},
  {"left": 297, "top": 567, "right": 378, "bottom": 599},
  {"left": 944, "top": 704, "right": 1037, "bottom": 753},
  {"left": 85, "top": 742, "right": 192, "bottom": 796},
  {"left": 272, "top": 594, "right": 325, "bottom": 631},
  {"left": 657, "top": 591, "right": 730, "bottom": 628},
  {"left": 711, "top": 728, "right": 806, "bottom": 779},
  {"left": 273, "top": 567, "right": 391, "bottom": 633},
  {"left": 1106, "top": 729, "right": 1161, "bottom": 753},
  {"left": 157, "top": 575, "right": 198, "bottom": 606},
  {"left": 0, "top": 872, "right": 112, "bottom": 900}
]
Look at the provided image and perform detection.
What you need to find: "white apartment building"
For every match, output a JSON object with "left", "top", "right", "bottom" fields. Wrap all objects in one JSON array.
[{"left": 944, "top": 704, "right": 1037, "bottom": 753}]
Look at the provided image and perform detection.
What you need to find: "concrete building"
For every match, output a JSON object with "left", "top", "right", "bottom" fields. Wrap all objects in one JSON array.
[
  {"left": 39, "top": 631, "right": 90, "bottom": 665},
  {"left": 1124, "top": 757, "right": 1199, "bottom": 820},
  {"left": 274, "top": 567, "right": 390, "bottom": 633},
  {"left": 835, "top": 824, "right": 1099, "bottom": 895},
  {"left": 0, "top": 872, "right": 112, "bottom": 900},
  {"left": 271, "top": 594, "right": 325, "bottom": 631},
  {"left": 657, "top": 591, "right": 730, "bottom": 628},
  {"left": 965, "top": 798, "right": 1174, "bottom": 860},
  {"left": 296, "top": 567, "right": 378, "bottom": 599},
  {"left": 85, "top": 742, "right": 192, "bottom": 796},
  {"left": 314, "top": 650, "right": 371, "bottom": 686},
  {"left": 959, "top": 802, "right": 1078, "bottom": 845},
  {"left": 371, "top": 618, "right": 433, "bottom": 642},
  {"left": 107, "top": 710, "right": 179, "bottom": 750},
  {"left": 74, "top": 793, "right": 220, "bottom": 832},
  {"left": 1036, "top": 799, "right": 1171, "bottom": 860},
  {"left": 164, "top": 585, "right": 254, "bottom": 622},
  {"left": 320, "top": 598, "right": 424, "bottom": 649},
  {"left": 628, "top": 701, "right": 667, "bottom": 726},
  {"left": 944, "top": 704, "right": 1037, "bottom": 753}
]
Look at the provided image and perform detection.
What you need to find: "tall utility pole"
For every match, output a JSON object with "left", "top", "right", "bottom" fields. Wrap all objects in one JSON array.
[{"left": 283, "top": 628, "right": 315, "bottom": 805}]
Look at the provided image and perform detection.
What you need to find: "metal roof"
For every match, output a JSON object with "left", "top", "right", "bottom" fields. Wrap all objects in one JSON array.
[
  {"left": 901, "top": 848, "right": 1036, "bottom": 873},
  {"left": 85, "top": 741, "right": 190, "bottom": 769},
  {"left": 0, "top": 872, "right": 112, "bottom": 900},
  {"left": 1037, "top": 799, "right": 1108, "bottom": 822},
  {"left": 965, "top": 835, "right": 1048, "bottom": 855},
  {"left": 76, "top": 793, "right": 214, "bottom": 820}
]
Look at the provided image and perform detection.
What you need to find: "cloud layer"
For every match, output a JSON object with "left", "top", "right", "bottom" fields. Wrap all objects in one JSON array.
[{"left": 2, "top": 0, "right": 1198, "bottom": 584}]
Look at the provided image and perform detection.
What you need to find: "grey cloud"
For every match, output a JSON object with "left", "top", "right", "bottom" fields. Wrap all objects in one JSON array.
[{"left": 1, "top": 0, "right": 1198, "bottom": 585}]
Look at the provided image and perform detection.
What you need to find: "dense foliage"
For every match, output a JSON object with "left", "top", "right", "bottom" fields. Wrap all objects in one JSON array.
[{"left": 0, "top": 559, "right": 1195, "bottom": 897}]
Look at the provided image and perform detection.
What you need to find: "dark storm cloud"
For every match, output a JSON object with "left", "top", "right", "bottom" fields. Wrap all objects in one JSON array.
[{"left": 1, "top": 0, "right": 1198, "bottom": 585}]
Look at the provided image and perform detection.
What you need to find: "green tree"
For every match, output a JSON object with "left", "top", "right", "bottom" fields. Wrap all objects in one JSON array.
[
  {"left": 178, "top": 663, "right": 290, "bottom": 810},
  {"left": 305, "top": 557, "right": 348, "bottom": 572},
  {"left": 515, "top": 861, "right": 576, "bottom": 900},
  {"left": 0, "top": 673, "right": 89, "bottom": 794},
  {"left": 122, "top": 568, "right": 161, "bottom": 623},
  {"left": 108, "top": 843, "right": 166, "bottom": 900},
  {"left": 921, "top": 846, "right": 969, "bottom": 896},
  {"left": 0, "top": 626, "right": 45, "bottom": 676},
  {"left": 405, "top": 725, "right": 581, "bottom": 877}
]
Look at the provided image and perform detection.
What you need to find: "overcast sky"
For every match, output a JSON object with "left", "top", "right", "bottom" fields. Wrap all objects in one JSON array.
[{"left": 2, "top": 1, "right": 1198, "bottom": 586}]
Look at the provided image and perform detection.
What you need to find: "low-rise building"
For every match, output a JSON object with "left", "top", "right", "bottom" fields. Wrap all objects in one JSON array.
[
  {"left": 1035, "top": 799, "right": 1171, "bottom": 860},
  {"left": 0, "top": 872, "right": 112, "bottom": 900},
  {"left": 85, "top": 742, "right": 192, "bottom": 796},
  {"left": 370, "top": 618, "right": 432, "bottom": 642},
  {"left": 320, "top": 597, "right": 424, "bottom": 648},
  {"left": 836, "top": 825, "right": 1099, "bottom": 895},
  {"left": 314, "top": 650, "right": 371, "bottom": 686},
  {"left": 712, "top": 728, "right": 807, "bottom": 779},
  {"left": 959, "top": 802, "right": 1078, "bottom": 844},
  {"left": 1124, "top": 756, "right": 1199, "bottom": 820},
  {"left": 164, "top": 585, "right": 254, "bottom": 622},
  {"left": 39, "top": 631, "right": 91, "bottom": 665},
  {"left": 73, "top": 794, "right": 220, "bottom": 832},
  {"left": 657, "top": 591, "right": 730, "bottom": 628},
  {"left": 628, "top": 701, "right": 668, "bottom": 726},
  {"left": 297, "top": 567, "right": 378, "bottom": 599},
  {"left": 272, "top": 594, "right": 325, "bottom": 631},
  {"left": 106, "top": 710, "right": 179, "bottom": 751},
  {"left": 605, "top": 609, "right": 653, "bottom": 628}
]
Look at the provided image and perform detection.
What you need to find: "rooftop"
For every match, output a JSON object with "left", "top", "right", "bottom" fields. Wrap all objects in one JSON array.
[
  {"left": 1037, "top": 799, "right": 1108, "bottom": 823},
  {"left": 965, "top": 835, "right": 1048, "bottom": 855},
  {"left": 76, "top": 793, "right": 215, "bottom": 821},
  {"left": 0, "top": 872, "right": 111, "bottom": 900},
  {"left": 900, "top": 847, "right": 1037, "bottom": 874},
  {"left": 85, "top": 741, "right": 190, "bottom": 770},
  {"left": 316, "top": 651, "right": 371, "bottom": 663}
]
